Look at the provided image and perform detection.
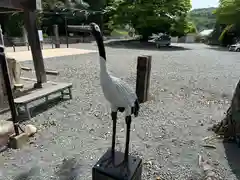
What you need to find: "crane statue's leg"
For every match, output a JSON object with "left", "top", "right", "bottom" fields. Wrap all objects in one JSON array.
[
  {"left": 111, "top": 111, "right": 117, "bottom": 155},
  {"left": 100, "top": 110, "right": 118, "bottom": 167},
  {"left": 124, "top": 116, "right": 131, "bottom": 162},
  {"left": 115, "top": 115, "right": 131, "bottom": 175}
]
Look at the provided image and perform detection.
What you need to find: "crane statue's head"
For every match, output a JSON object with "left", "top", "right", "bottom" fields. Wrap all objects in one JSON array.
[
  {"left": 90, "top": 23, "right": 102, "bottom": 39},
  {"left": 90, "top": 22, "right": 106, "bottom": 60}
]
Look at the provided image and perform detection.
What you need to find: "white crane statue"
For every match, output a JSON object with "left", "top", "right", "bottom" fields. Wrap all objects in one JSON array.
[{"left": 90, "top": 23, "right": 140, "bottom": 168}]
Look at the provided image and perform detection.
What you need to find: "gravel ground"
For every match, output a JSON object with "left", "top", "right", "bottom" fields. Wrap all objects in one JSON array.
[{"left": 0, "top": 42, "right": 240, "bottom": 180}]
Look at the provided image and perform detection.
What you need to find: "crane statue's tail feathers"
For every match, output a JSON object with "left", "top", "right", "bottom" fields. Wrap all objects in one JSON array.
[{"left": 132, "top": 99, "right": 140, "bottom": 117}]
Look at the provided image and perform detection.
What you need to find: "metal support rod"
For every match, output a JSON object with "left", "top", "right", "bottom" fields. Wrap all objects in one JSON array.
[
  {"left": 65, "top": 16, "right": 69, "bottom": 48},
  {"left": 0, "top": 47, "right": 19, "bottom": 135}
]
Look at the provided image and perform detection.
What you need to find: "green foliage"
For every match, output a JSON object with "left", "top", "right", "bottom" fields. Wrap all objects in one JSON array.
[
  {"left": 106, "top": 0, "right": 192, "bottom": 40},
  {"left": 188, "top": 7, "right": 216, "bottom": 31},
  {"left": 218, "top": 24, "right": 234, "bottom": 41},
  {"left": 41, "top": 0, "right": 92, "bottom": 35},
  {"left": 170, "top": 17, "right": 197, "bottom": 37},
  {"left": 215, "top": 0, "right": 239, "bottom": 25},
  {"left": 3, "top": 0, "right": 93, "bottom": 37},
  {"left": 214, "top": 0, "right": 240, "bottom": 44},
  {"left": 111, "top": 29, "right": 128, "bottom": 37},
  {"left": 5, "top": 13, "right": 24, "bottom": 37},
  {"left": 43, "top": 33, "right": 49, "bottom": 38},
  {"left": 187, "top": 22, "right": 197, "bottom": 33}
]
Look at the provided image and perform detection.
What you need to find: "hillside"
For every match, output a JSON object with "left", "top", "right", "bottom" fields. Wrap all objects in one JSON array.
[{"left": 189, "top": 7, "right": 217, "bottom": 32}]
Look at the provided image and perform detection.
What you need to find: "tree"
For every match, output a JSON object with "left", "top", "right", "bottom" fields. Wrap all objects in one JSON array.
[
  {"left": 211, "top": 0, "right": 240, "bottom": 142},
  {"left": 106, "top": 0, "right": 192, "bottom": 40},
  {"left": 213, "top": 0, "right": 240, "bottom": 45},
  {"left": 84, "top": 0, "right": 105, "bottom": 30},
  {"left": 188, "top": 7, "right": 217, "bottom": 31},
  {"left": 40, "top": 0, "right": 90, "bottom": 35},
  {"left": 214, "top": 0, "right": 240, "bottom": 26},
  {"left": 4, "top": 13, "right": 24, "bottom": 37}
]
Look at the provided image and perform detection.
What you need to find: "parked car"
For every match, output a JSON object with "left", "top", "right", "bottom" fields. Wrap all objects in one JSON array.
[
  {"left": 229, "top": 43, "right": 240, "bottom": 52},
  {"left": 154, "top": 34, "right": 171, "bottom": 48}
]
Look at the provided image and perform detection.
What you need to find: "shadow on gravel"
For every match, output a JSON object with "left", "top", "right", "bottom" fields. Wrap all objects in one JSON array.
[
  {"left": 13, "top": 158, "right": 82, "bottom": 180},
  {"left": 6, "top": 96, "right": 69, "bottom": 122},
  {"left": 224, "top": 142, "right": 240, "bottom": 179},
  {"left": 207, "top": 46, "right": 229, "bottom": 52},
  {"left": 14, "top": 167, "right": 40, "bottom": 180},
  {"left": 0, "top": 87, "right": 35, "bottom": 115},
  {"left": 56, "top": 158, "right": 82, "bottom": 180},
  {"left": 104, "top": 40, "right": 191, "bottom": 51}
]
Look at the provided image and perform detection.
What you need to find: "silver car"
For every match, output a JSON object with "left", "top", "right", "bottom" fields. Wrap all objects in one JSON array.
[
  {"left": 154, "top": 34, "right": 171, "bottom": 48},
  {"left": 229, "top": 43, "right": 240, "bottom": 52}
]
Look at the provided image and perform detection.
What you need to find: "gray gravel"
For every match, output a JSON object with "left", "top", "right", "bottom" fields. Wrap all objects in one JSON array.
[{"left": 0, "top": 43, "right": 239, "bottom": 180}]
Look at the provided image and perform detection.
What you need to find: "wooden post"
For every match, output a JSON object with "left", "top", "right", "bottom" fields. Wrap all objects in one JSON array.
[
  {"left": 53, "top": 24, "right": 60, "bottom": 48},
  {"left": 136, "top": 55, "right": 152, "bottom": 103},
  {"left": 24, "top": 10, "right": 46, "bottom": 88}
]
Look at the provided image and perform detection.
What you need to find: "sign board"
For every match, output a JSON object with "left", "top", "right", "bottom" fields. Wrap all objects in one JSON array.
[
  {"left": 36, "top": 0, "right": 42, "bottom": 10},
  {"left": 38, "top": 30, "right": 43, "bottom": 42}
]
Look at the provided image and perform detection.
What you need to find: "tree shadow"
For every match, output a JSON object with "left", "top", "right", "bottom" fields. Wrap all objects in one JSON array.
[
  {"left": 17, "top": 96, "right": 69, "bottom": 122},
  {"left": 0, "top": 87, "right": 35, "bottom": 115},
  {"left": 206, "top": 46, "right": 229, "bottom": 52},
  {"left": 55, "top": 157, "right": 82, "bottom": 180},
  {"left": 224, "top": 142, "right": 240, "bottom": 179},
  {"left": 104, "top": 40, "right": 191, "bottom": 51},
  {"left": 4, "top": 96, "right": 69, "bottom": 123},
  {"left": 13, "top": 158, "right": 82, "bottom": 180},
  {"left": 13, "top": 167, "right": 40, "bottom": 180}
]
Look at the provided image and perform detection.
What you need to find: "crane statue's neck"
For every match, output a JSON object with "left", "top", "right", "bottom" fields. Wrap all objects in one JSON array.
[{"left": 99, "top": 56, "right": 108, "bottom": 74}]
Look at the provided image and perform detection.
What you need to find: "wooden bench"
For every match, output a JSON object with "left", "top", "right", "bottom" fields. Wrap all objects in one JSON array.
[{"left": 14, "top": 83, "right": 72, "bottom": 120}]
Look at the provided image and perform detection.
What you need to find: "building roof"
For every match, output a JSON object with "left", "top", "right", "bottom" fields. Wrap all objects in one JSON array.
[{"left": 199, "top": 29, "right": 214, "bottom": 37}]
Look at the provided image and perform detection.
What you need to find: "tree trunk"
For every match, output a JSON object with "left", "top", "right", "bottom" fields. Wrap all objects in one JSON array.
[{"left": 212, "top": 79, "right": 240, "bottom": 140}]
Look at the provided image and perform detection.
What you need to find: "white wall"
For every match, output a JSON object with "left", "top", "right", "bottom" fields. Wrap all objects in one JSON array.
[
  {"left": 185, "top": 34, "right": 196, "bottom": 43},
  {"left": 171, "top": 37, "right": 178, "bottom": 43}
]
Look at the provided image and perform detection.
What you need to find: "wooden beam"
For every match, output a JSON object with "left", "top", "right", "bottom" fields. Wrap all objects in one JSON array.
[
  {"left": 0, "top": 0, "right": 42, "bottom": 11},
  {"left": 24, "top": 10, "right": 46, "bottom": 87}
]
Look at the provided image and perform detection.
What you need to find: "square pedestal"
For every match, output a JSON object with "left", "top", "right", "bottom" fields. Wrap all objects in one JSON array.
[{"left": 92, "top": 150, "right": 142, "bottom": 180}]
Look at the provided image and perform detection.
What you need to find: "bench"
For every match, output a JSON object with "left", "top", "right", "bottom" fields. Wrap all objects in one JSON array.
[{"left": 14, "top": 83, "right": 72, "bottom": 120}]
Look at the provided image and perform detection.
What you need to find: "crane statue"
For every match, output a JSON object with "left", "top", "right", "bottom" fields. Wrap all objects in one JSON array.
[{"left": 90, "top": 23, "right": 140, "bottom": 169}]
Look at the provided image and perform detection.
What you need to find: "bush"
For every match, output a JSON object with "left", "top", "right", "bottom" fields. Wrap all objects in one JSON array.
[{"left": 43, "top": 33, "right": 48, "bottom": 38}]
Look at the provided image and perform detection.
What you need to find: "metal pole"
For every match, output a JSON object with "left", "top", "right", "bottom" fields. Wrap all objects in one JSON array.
[
  {"left": 0, "top": 46, "right": 19, "bottom": 135},
  {"left": 65, "top": 16, "right": 69, "bottom": 48}
]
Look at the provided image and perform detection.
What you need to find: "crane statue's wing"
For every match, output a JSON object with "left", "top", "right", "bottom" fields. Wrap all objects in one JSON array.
[{"left": 110, "top": 76, "right": 137, "bottom": 106}]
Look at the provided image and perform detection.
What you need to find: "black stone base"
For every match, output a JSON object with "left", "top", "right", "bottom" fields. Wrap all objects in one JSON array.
[{"left": 92, "top": 150, "right": 142, "bottom": 180}]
